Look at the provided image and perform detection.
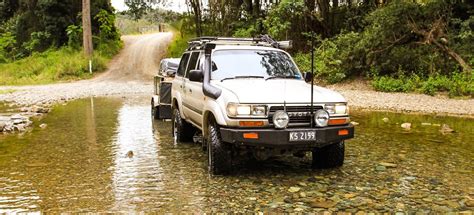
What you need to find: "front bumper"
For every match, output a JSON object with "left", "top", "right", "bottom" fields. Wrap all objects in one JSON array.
[{"left": 220, "top": 124, "right": 354, "bottom": 148}]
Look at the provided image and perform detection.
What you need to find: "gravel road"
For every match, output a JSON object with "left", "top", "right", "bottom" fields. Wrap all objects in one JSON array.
[
  {"left": 0, "top": 32, "right": 173, "bottom": 107},
  {"left": 0, "top": 31, "right": 473, "bottom": 117}
]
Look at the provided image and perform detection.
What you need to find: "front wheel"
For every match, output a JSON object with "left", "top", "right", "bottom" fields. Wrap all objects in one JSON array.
[
  {"left": 172, "top": 107, "right": 194, "bottom": 143},
  {"left": 207, "top": 119, "right": 232, "bottom": 175},
  {"left": 312, "top": 141, "right": 345, "bottom": 169}
]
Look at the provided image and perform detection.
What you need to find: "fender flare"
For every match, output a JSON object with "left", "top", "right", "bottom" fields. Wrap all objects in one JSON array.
[{"left": 202, "top": 101, "right": 227, "bottom": 138}]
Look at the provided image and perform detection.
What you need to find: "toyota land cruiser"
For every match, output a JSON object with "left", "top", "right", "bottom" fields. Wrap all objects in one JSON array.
[{"left": 170, "top": 36, "right": 354, "bottom": 175}]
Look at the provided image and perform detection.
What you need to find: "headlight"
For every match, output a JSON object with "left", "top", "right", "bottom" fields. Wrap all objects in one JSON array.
[
  {"left": 273, "top": 110, "right": 289, "bottom": 129},
  {"left": 325, "top": 103, "right": 348, "bottom": 115},
  {"left": 227, "top": 103, "right": 267, "bottom": 117},
  {"left": 314, "top": 110, "right": 329, "bottom": 127}
]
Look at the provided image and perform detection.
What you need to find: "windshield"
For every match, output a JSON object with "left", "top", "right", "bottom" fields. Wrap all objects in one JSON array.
[{"left": 210, "top": 50, "right": 302, "bottom": 81}]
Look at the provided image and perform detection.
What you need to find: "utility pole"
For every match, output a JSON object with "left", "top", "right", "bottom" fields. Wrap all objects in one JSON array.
[{"left": 82, "top": 0, "right": 93, "bottom": 73}]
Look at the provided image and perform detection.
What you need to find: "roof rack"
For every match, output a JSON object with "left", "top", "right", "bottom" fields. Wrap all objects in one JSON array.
[{"left": 186, "top": 35, "right": 292, "bottom": 51}]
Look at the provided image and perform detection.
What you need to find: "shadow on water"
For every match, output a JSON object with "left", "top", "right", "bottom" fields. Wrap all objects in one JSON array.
[{"left": 0, "top": 96, "right": 473, "bottom": 213}]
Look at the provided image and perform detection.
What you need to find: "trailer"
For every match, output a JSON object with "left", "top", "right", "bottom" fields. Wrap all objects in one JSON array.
[{"left": 151, "top": 58, "right": 180, "bottom": 120}]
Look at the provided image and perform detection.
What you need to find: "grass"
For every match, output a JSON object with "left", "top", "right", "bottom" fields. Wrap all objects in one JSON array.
[
  {"left": 166, "top": 21, "right": 195, "bottom": 58},
  {"left": 0, "top": 89, "right": 16, "bottom": 94},
  {"left": 0, "top": 42, "right": 121, "bottom": 86},
  {"left": 371, "top": 73, "right": 473, "bottom": 97}
]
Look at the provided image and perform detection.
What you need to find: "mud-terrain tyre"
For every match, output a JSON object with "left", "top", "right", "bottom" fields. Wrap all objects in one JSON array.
[
  {"left": 207, "top": 119, "right": 232, "bottom": 175},
  {"left": 172, "top": 107, "right": 194, "bottom": 142},
  {"left": 312, "top": 141, "right": 345, "bottom": 169}
]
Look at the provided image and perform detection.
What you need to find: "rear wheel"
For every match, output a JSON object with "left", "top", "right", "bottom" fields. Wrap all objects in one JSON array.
[
  {"left": 207, "top": 119, "right": 232, "bottom": 175},
  {"left": 172, "top": 107, "right": 194, "bottom": 143},
  {"left": 312, "top": 141, "right": 345, "bottom": 169}
]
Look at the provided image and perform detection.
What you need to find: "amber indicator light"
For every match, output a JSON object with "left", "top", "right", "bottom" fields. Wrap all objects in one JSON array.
[
  {"left": 243, "top": 133, "right": 259, "bottom": 139},
  {"left": 239, "top": 121, "right": 264, "bottom": 127},
  {"left": 338, "top": 129, "right": 349, "bottom": 136},
  {"left": 329, "top": 118, "right": 348, "bottom": 125}
]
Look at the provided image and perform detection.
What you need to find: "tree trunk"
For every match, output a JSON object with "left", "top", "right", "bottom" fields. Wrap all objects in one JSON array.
[
  {"left": 82, "top": 0, "right": 93, "bottom": 58},
  {"left": 189, "top": 0, "right": 202, "bottom": 37},
  {"left": 432, "top": 40, "right": 472, "bottom": 73}
]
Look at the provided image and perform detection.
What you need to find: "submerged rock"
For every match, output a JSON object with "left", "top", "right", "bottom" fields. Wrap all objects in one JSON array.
[
  {"left": 440, "top": 124, "right": 454, "bottom": 134},
  {"left": 401, "top": 123, "right": 411, "bottom": 130},
  {"left": 288, "top": 187, "right": 301, "bottom": 193},
  {"left": 382, "top": 117, "right": 389, "bottom": 123}
]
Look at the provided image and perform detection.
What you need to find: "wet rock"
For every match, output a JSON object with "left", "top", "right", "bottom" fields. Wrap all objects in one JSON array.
[
  {"left": 288, "top": 187, "right": 301, "bottom": 193},
  {"left": 379, "top": 162, "right": 397, "bottom": 168},
  {"left": 382, "top": 117, "right": 389, "bottom": 123},
  {"left": 0, "top": 121, "right": 6, "bottom": 131},
  {"left": 14, "top": 124, "right": 25, "bottom": 132},
  {"left": 249, "top": 197, "right": 257, "bottom": 201},
  {"left": 401, "top": 123, "right": 411, "bottom": 130},
  {"left": 375, "top": 166, "right": 386, "bottom": 171},
  {"left": 441, "top": 200, "right": 459, "bottom": 208},
  {"left": 343, "top": 193, "right": 357, "bottom": 199},
  {"left": 440, "top": 124, "right": 454, "bottom": 134},
  {"left": 126, "top": 151, "right": 134, "bottom": 158},
  {"left": 299, "top": 192, "right": 306, "bottom": 198},
  {"left": 298, "top": 182, "right": 307, "bottom": 187},
  {"left": 465, "top": 196, "right": 474, "bottom": 207},
  {"left": 39, "top": 123, "right": 47, "bottom": 129},
  {"left": 310, "top": 199, "right": 336, "bottom": 208}
]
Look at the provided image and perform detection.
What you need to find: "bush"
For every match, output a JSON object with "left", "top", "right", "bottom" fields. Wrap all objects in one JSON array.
[{"left": 371, "top": 73, "right": 473, "bottom": 97}]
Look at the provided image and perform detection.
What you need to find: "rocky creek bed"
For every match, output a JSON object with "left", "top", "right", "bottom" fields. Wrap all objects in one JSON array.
[{"left": 0, "top": 96, "right": 472, "bottom": 213}]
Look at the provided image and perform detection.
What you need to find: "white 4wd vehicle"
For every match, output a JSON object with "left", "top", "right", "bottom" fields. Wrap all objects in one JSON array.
[{"left": 170, "top": 36, "right": 354, "bottom": 175}]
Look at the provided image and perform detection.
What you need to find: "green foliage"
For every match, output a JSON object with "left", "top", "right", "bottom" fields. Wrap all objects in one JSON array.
[
  {"left": 66, "top": 25, "right": 82, "bottom": 49},
  {"left": 95, "top": 9, "right": 120, "bottom": 42},
  {"left": 0, "top": 47, "right": 112, "bottom": 85},
  {"left": 0, "top": 31, "right": 17, "bottom": 62},
  {"left": 167, "top": 31, "right": 195, "bottom": 58},
  {"left": 22, "top": 31, "right": 51, "bottom": 54},
  {"left": 372, "top": 73, "right": 473, "bottom": 97}
]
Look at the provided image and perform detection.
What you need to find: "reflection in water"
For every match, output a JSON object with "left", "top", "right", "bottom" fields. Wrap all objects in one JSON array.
[
  {"left": 0, "top": 96, "right": 473, "bottom": 212},
  {"left": 111, "top": 104, "right": 164, "bottom": 211}
]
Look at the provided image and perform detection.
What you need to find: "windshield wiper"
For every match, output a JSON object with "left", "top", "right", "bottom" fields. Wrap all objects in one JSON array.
[
  {"left": 221, "top": 76, "right": 265, "bottom": 82},
  {"left": 265, "top": 76, "right": 300, "bottom": 80}
]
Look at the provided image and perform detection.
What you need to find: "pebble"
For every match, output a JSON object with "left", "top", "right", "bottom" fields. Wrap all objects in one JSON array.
[
  {"left": 310, "top": 200, "right": 336, "bottom": 208},
  {"left": 39, "top": 123, "right": 47, "bottom": 129},
  {"left": 350, "top": 121, "right": 359, "bottom": 126},
  {"left": 288, "top": 187, "right": 301, "bottom": 193},
  {"left": 382, "top": 117, "right": 389, "bottom": 123},
  {"left": 379, "top": 162, "right": 397, "bottom": 168},
  {"left": 401, "top": 123, "right": 411, "bottom": 129},
  {"left": 375, "top": 166, "right": 386, "bottom": 171}
]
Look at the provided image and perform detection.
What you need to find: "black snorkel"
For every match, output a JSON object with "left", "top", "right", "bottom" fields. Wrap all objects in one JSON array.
[{"left": 203, "top": 43, "right": 222, "bottom": 99}]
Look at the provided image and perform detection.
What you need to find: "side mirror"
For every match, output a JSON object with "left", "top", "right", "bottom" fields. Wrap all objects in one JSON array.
[
  {"left": 189, "top": 69, "right": 203, "bottom": 82},
  {"left": 303, "top": 72, "right": 313, "bottom": 83}
]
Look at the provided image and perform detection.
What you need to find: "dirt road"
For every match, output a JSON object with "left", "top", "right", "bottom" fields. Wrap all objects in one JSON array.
[{"left": 0, "top": 32, "right": 173, "bottom": 107}]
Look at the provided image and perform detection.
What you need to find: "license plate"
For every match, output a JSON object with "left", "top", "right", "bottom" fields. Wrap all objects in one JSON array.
[{"left": 289, "top": 131, "right": 316, "bottom": 141}]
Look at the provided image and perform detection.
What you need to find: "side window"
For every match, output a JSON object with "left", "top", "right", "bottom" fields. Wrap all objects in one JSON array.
[
  {"left": 185, "top": 52, "right": 200, "bottom": 78},
  {"left": 177, "top": 53, "right": 190, "bottom": 77}
]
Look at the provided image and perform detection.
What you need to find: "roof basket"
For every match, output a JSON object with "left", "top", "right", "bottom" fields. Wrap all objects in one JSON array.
[{"left": 187, "top": 35, "right": 292, "bottom": 51}]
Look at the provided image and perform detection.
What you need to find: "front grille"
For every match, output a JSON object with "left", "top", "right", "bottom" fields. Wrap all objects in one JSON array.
[{"left": 268, "top": 105, "right": 323, "bottom": 127}]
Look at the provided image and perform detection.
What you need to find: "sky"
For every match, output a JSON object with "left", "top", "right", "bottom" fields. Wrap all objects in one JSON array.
[{"left": 111, "top": 0, "right": 188, "bottom": 12}]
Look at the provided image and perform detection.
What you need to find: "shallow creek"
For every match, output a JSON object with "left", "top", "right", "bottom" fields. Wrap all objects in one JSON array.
[{"left": 0, "top": 96, "right": 473, "bottom": 213}]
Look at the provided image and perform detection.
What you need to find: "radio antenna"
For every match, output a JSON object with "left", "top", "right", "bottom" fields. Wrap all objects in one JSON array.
[{"left": 310, "top": 32, "right": 315, "bottom": 128}]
